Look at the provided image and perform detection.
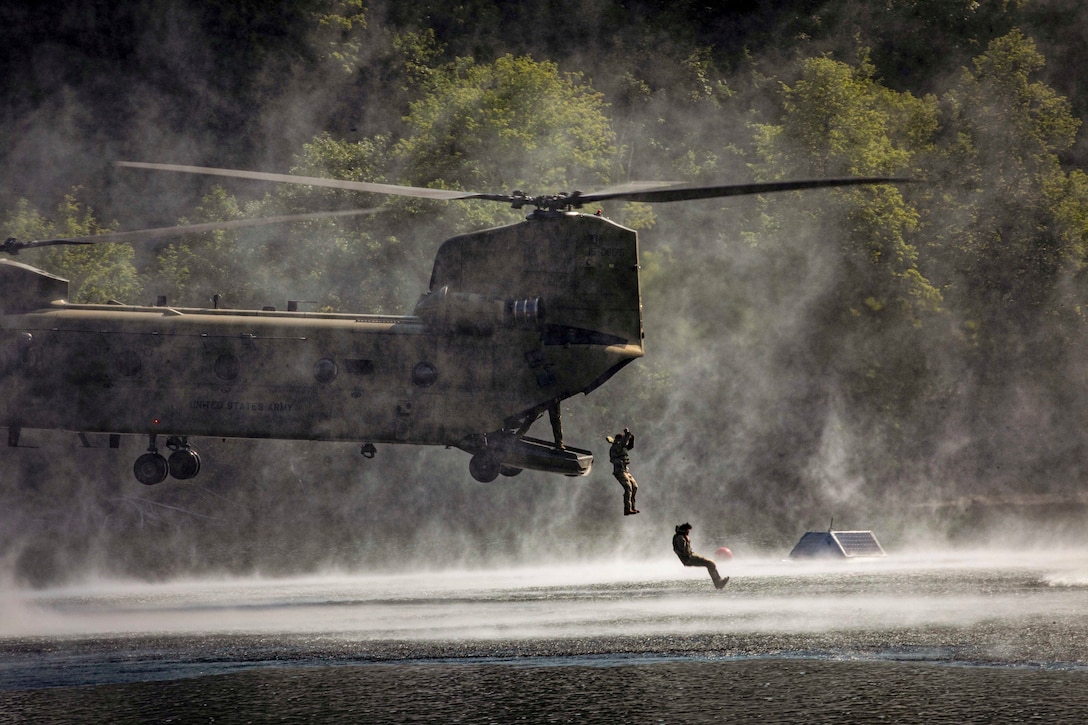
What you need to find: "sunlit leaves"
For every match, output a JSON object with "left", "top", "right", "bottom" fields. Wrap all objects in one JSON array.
[
  {"left": 395, "top": 54, "right": 616, "bottom": 195},
  {"left": 935, "top": 30, "right": 1086, "bottom": 346},
  {"left": 313, "top": 0, "right": 367, "bottom": 74},
  {"left": 2, "top": 198, "right": 51, "bottom": 241},
  {"left": 149, "top": 187, "right": 261, "bottom": 309},
  {"left": 753, "top": 54, "right": 941, "bottom": 325},
  {"left": 759, "top": 54, "right": 938, "bottom": 178}
]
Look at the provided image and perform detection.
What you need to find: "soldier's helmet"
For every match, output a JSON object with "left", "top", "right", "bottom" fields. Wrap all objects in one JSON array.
[{"left": 676, "top": 522, "right": 692, "bottom": 533}]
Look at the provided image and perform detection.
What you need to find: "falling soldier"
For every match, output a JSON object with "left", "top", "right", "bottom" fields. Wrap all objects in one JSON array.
[
  {"left": 672, "top": 522, "right": 729, "bottom": 589},
  {"left": 608, "top": 427, "right": 638, "bottom": 515}
]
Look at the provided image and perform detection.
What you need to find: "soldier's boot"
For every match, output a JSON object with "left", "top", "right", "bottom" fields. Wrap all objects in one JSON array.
[
  {"left": 710, "top": 567, "right": 729, "bottom": 589},
  {"left": 630, "top": 489, "right": 638, "bottom": 514}
]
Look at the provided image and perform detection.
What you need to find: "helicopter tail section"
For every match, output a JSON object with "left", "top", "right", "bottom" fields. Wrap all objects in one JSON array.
[{"left": 0, "top": 259, "right": 69, "bottom": 314}]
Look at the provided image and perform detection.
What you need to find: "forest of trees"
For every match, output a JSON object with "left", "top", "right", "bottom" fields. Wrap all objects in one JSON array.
[{"left": 3, "top": 1, "right": 1088, "bottom": 584}]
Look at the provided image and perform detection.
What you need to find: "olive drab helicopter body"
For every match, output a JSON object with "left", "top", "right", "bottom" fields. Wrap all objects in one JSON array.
[{"left": 1, "top": 163, "right": 902, "bottom": 484}]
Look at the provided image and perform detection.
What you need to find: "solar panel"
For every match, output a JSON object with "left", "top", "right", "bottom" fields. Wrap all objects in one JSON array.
[{"left": 830, "top": 531, "right": 886, "bottom": 557}]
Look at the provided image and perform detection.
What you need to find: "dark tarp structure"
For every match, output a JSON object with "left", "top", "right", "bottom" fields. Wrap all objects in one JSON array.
[{"left": 788, "top": 530, "right": 886, "bottom": 559}]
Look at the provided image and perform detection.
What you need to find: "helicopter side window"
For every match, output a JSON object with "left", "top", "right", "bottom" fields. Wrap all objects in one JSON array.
[
  {"left": 313, "top": 358, "right": 338, "bottom": 384},
  {"left": 214, "top": 353, "right": 240, "bottom": 381},
  {"left": 412, "top": 361, "right": 438, "bottom": 387}
]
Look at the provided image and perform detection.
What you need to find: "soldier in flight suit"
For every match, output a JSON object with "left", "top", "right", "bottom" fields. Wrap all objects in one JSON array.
[
  {"left": 608, "top": 428, "right": 638, "bottom": 515},
  {"left": 672, "top": 522, "right": 729, "bottom": 589}
]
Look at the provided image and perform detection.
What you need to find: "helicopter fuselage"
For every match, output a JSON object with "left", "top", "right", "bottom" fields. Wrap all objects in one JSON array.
[
  {"left": 1, "top": 303, "right": 639, "bottom": 443},
  {"left": 1, "top": 211, "right": 644, "bottom": 482}
]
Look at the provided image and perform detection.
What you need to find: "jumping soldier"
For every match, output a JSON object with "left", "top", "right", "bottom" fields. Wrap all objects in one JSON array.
[
  {"left": 608, "top": 427, "right": 638, "bottom": 515},
  {"left": 672, "top": 522, "right": 729, "bottom": 589}
]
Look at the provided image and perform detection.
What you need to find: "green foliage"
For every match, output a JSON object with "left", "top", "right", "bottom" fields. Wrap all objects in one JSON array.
[
  {"left": 933, "top": 30, "right": 1085, "bottom": 350},
  {"left": 391, "top": 29, "right": 445, "bottom": 93},
  {"left": 2, "top": 198, "right": 51, "bottom": 241},
  {"left": 313, "top": 0, "right": 367, "bottom": 74},
  {"left": 757, "top": 53, "right": 937, "bottom": 177},
  {"left": 753, "top": 54, "right": 941, "bottom": 326},
  {"left": 3, "top": 194, "right": 140, "bottom": 304},
  {"left": 395, "top": 54, "right": 616, "bottom": 195},
  {"left": 149, "top": 187, "right": 263, "bottom": 309},
  {"left": 295, "top": 132, "right": 395, "bottom": 191}
]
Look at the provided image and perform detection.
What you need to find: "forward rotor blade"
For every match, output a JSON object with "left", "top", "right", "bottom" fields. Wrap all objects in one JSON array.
[
  {"left": 3, "top": 207, "right": 380, "bottom": 253},
  {"left": 577, "top": 177, "right": 911, "bottom": 205},
  {"left": 116, "top": 161, "right": 494, "bottom": 201},
  {"left": 115, "top": 160, "right": 910, "bottom": 210}
]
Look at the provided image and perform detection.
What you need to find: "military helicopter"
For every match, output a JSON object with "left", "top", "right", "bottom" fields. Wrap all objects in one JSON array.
[{"left": 1, "top": 162, "right": 901, "bottom": 484}]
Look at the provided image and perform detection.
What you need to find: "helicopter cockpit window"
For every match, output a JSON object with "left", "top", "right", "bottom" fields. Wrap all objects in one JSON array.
[
  {"left": 313, "top": 357, "right": 338, "bottom": 384},
  {"left": 412, "top": 361, "right": 438, "bottom": 387}
]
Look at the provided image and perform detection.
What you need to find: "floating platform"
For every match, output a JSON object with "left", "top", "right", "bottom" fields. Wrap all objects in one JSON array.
[{"left": 788, "top": 529, "right": 886, "bottom": 559}]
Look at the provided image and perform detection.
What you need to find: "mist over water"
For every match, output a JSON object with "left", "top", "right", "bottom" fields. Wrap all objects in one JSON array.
[
  {"left": 4, "top": 539, "right": 1088, "bottom": 719},
  {"left": 3, "top": 548, "right": 1086, "bottom": 642},
  {"left": 1, "top": 546, "right": 1086, "bottom": 719}
]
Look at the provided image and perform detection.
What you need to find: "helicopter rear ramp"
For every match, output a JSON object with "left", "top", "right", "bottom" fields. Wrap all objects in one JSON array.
[
  {"left": 459, "top": 433, "right": 592, "bottom": 481},
  {"left": 490, "top": 435, "right": 592, "bottom": 477}
]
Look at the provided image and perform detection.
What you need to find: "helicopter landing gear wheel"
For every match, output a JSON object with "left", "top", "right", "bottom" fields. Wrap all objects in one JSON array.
[
  {"left": 134, "top": 453, "right": 169, "bottom": 485},
  {"left": 469, "top": 453, "right": 501, "bottom": 483},
  {"left": 163, "top": 435, "right": 200, "bottom": 480},
  {"left": 168, "top": 448, "right": 201, "bottom": 480},
  {"left": 500, "top": 465, "right": 522, "bottom": 477}
]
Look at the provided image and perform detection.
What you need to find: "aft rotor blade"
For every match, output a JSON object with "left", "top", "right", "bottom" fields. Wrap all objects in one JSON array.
[
  {"left": 4, "top": 207, "right": 381, "bottom": 252},
  {"left": 115, "top": 161, "right": 497, "bottom": 201},
  {"left": 1, "top": 237, "right": 94, "bottom": 254},
  {"left": 577, "top": 177, "right": 911, "bottom": 205}
]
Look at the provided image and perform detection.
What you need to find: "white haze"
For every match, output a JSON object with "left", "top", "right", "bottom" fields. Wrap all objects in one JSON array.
[{"left": 3, "top": 548, "right": 1087, "bottom": 640}]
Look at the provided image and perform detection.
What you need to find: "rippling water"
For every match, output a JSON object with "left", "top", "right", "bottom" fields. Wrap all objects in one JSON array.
[{"left": 2, "top": 549, "right": 1087, "bottom": 722}]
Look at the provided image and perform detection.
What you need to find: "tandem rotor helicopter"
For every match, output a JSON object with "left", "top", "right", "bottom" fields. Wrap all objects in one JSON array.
[{"left": 1, "top": 162, "right": 901, "bottom": 484}]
